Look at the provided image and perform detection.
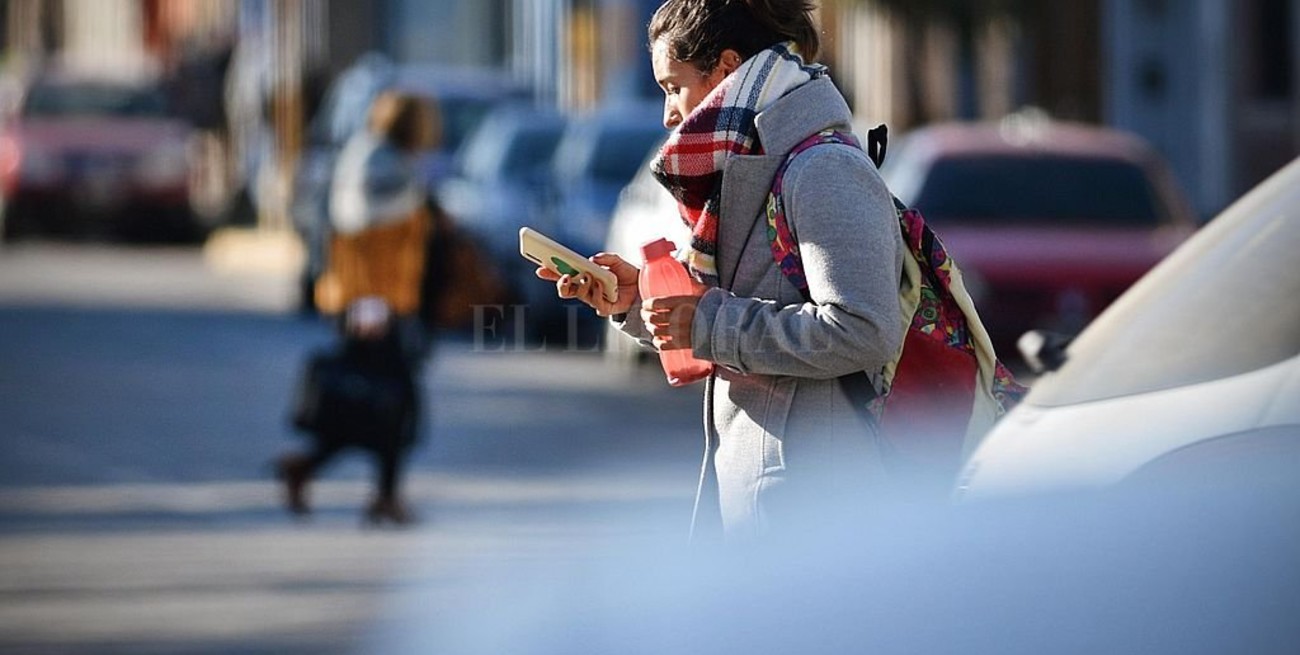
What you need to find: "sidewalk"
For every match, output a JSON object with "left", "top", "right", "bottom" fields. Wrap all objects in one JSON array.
[{"left": 0, "top": 228, "right": 303, "bottom": 314}]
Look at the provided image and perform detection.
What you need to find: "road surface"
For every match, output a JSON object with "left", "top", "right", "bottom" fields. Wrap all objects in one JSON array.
[{"left": 0, "top": 241, "right": 702, "bottom": 654}]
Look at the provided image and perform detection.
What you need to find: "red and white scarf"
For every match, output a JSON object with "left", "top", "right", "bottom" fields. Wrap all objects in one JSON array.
[{"left": 650, "top": 42, "right": 826, "bottom": 285}]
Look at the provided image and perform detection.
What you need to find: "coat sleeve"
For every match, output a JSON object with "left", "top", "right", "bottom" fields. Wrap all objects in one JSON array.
[
  {"left": 610, "top": 289, "right": 654, "bottom": 344},
  {"left": 691, "top": 144, "right": 905, "bottom": 380}
]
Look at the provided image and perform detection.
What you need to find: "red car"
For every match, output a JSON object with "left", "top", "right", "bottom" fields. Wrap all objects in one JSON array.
[
  {"left": 880, "top": 117, "right": 1198, "bottom": 367},
  {"left": 0, "top": 73, "right": 198, "bottom": 241}
]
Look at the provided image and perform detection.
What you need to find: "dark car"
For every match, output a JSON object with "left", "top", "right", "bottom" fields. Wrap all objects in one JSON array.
[
  {"left": 0, "top": 72, "right": 199, "bottom": 241},
  {"left": 436, "top": 104, "right": 569, "bottom": 257},
  {"left": 880, "top": 115, "right": 1198, "bottom": 367},
  {"left": 510, "top": 105, "right": 667, "bottom": 346},
  {"left": 545, "top": 104, "right": 667, "bottom": 256},
  {"left": 435, "top": 104, "right": 569, "bottom": 342}
]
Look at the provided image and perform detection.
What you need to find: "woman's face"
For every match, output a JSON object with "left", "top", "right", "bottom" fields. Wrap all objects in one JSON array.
[{"left": 651, "top": 39, "right": 740, "bottom": 129}]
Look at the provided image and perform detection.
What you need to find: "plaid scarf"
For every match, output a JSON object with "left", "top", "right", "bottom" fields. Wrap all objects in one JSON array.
[{"left": 650, "top": 42, "right": 826, "bottom": 285}]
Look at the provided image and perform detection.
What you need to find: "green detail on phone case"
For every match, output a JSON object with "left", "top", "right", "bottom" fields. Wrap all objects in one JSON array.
[{"left": 551, "top": 257, "right": 579, "bottom": 276}]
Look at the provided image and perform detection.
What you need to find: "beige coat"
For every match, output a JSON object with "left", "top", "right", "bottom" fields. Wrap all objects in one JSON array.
[{"left": 315, "top": 209, "right": 430, "bottom": 317}]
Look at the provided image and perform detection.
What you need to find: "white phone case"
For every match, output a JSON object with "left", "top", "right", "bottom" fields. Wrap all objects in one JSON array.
[{"left": 519, "top": 227, "right": 619, "bottom": 303}]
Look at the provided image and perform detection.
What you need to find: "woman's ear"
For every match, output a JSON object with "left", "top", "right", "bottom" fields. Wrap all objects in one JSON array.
[{"left": 716, "top": 49, "right": 743, "bottom": 76}]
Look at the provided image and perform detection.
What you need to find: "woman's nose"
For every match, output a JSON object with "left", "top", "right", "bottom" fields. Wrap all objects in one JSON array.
[{"left": 663, "top": 102, "right": 681, "bottom": 129}]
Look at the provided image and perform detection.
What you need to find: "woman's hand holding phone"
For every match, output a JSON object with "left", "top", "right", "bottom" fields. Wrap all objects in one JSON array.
[{"left": 535, "top": 252, "right": 640, "bottom": 317}]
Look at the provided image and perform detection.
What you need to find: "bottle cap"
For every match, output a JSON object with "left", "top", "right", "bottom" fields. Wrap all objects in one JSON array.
[{"left": 640, "top": 238, "right": 676, "bottom": 261}]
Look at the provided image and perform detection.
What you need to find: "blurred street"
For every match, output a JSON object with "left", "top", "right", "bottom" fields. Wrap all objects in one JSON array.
[{"left": 0, "top": 241, "right": 701, "bottom": 654}]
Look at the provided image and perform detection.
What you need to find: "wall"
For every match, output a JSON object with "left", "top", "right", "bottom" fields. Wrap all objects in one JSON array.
[
  {"left": 1105, "top": 0, "right": 1230, "bottom": 219},
  {"left": 1107, "top": 0, "right": 1299, "bottom": 218},
  {"left": 388, "top": 0, "right": 505, "bottom": 68}
]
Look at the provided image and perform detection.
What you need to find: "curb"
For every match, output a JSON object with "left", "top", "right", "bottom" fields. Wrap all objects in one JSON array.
[{"left": 203, "top": 227, "right": 305, "bottom": 277}]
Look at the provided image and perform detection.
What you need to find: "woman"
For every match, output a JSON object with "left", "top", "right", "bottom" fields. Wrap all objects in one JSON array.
[
  {"left": 541, "top": 0, "right": 906, "bottom": 539},
  {"left": 278, "top": 90, "right": 439, "bottom": 526}
]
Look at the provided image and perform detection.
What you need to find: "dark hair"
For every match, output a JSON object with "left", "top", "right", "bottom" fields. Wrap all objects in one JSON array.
[
  {"left": 368, "top": 91, "right": 440, "bottom": 152},
  {"left": 648, "top": 0, "right": 820, "bottom": 73}
]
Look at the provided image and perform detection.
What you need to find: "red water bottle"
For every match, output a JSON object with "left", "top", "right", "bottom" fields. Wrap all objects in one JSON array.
[{"left": 639, "top": 238, "right": 713, "bottom": 386}]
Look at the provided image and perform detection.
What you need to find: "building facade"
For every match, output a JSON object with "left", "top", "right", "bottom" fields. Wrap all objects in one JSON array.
[
  {"left": 829, "top": 0, "right": 1298, "bottom": 219},
  {"left": 1105, "top": 0, "right": 1299, "bottom": 217}
]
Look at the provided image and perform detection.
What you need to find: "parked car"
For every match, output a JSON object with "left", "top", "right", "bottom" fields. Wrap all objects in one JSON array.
[
  {"left": 488, "top": 103, "right": 665, "bottom": 345},
  {"left": 290, "top": 57, "right": 531, "bottom": 311},
  {"left": 518, "top": 104, "right": 666, "bottom": 347},
  {"left": 957, "top": 156, "right": 1300, "bottom": 501},
  {"left": 880, "top": 114, "right": 1199, "bottom": 368},
  {"left": 0, "top": 71, "right": 199, "bottom": 241},
  {"left": 546, "top": 104, "right": 667, "bottom": 256},
  {"left": 437, "top": 104, "right": 568, "bottom": 257},
  {"left": 436, "top": 104, "right": 569, "bottom": 338}
]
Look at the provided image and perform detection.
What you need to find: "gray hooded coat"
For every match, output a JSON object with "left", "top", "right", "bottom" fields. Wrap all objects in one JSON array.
[{"left": 619, "top": 78, "right": 905, "bottom": 539}]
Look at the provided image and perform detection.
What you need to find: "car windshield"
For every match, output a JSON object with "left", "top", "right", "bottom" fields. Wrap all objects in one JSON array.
[
  {"left": 436, "top": 96, "right": 495, "bottom": 154},
  {"left": 553, "top": 124, "right": 664, "bottom": 186},
  {"left": 587, "top": 127, "right": 664, "bottom": 185},
  {"left": 459, "top": 116, "right": 564, "bottom": 180},
  {"left": 1030, "top": 158, "right": 1300, "bottom": 407},
  {"left": 913, "top": 155, "right": 1162, "bottom": 226},
  {"left": 24, "top": 83, "right": 168, "bottom": 118}
]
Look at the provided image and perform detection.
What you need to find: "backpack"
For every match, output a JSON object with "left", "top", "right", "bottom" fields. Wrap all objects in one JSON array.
[
  {"left": 290, "top": 334, "right": 418, "bottom": 451},
  {"left": 420, "top": 196, "right": 510, "bottom": 331},
  {"left": 766, "top": 126, "right": 1027, "bottom": 480}
]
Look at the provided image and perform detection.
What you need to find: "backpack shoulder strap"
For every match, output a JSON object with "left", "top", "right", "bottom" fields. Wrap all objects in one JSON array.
[
  {"left": 765, "top": 128, "right": 890, "bottom": 424},
  {"left": 766, "top": 128, "right": 883, "bottom": 302}
]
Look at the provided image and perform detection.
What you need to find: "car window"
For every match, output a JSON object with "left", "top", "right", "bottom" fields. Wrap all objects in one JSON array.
[
  {"left": 1030, "top": 159, "right": 1300, "bottom": 406},
  {"left": 587, "top": 127, "right": 664, "bottom": 185},
  {"left": 459, "top": 116, "right": 563, "bottom": 181},
  {"left": 437, "top": 97, "right": 494, "bottom": 154},
  {"left": 913, "top": 155, "right": 1162, "bottom": 226},
  {"left": 24, "top": 83, "right": 168, "bottom": 118},
  {"left": 499, "top": 126, "right": 565, "bottom": 177},
  {"left": 552, "top": 119, "right": 664, "bottom": 185}
]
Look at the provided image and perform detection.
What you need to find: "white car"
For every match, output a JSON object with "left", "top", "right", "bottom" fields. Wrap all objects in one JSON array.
[{"left": 958, "top": 156, "right": 1300, "bottom": 500}]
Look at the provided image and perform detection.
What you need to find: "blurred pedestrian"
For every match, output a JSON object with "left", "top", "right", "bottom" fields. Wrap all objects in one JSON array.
[
  {"left": 278, "top": 90, "right": 441, "bottom": 526},
  {"left": 538, "top": 0, "right": 907, "bottom": 540}
]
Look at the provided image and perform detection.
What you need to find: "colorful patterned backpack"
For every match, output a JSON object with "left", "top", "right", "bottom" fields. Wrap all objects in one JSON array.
[{"left": 766, "top": 127, "right": 1027, "bottom": 479}]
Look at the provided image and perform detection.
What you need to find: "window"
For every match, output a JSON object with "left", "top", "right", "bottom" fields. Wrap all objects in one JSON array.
[
  {"left": 913, "top": 155, "right": 1163, "bottom": 226},
  {"left": 588, "top": 127, "right": 664, "bottom": 185},
  {"left": 25, "top": 83, "right": 168, "bottom": 118}
]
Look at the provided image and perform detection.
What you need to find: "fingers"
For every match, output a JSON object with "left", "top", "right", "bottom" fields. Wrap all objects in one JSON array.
[
  {"left": 645, "top": 325, "right": 690, "bottom": 350},
  {"left": 541, "top": 256, "right": 633, "bottom": 315},
  {"left": 640, "top": 295, "right": 696, "bottom": 350},
  {"left": 590, "top": 252, "right": 625, "bottom": 267},
  {"left": 591, "top": 253, "right": 640, "bottom": 283},
  {"left": 554, "top": 272, "right": 608, "bottom": 308},
  {"left": 641, "top": 295, "right": 695, "bottom": 313},
  {"left": 554, "top": 273, "right": 582, "bottom": 299}
]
